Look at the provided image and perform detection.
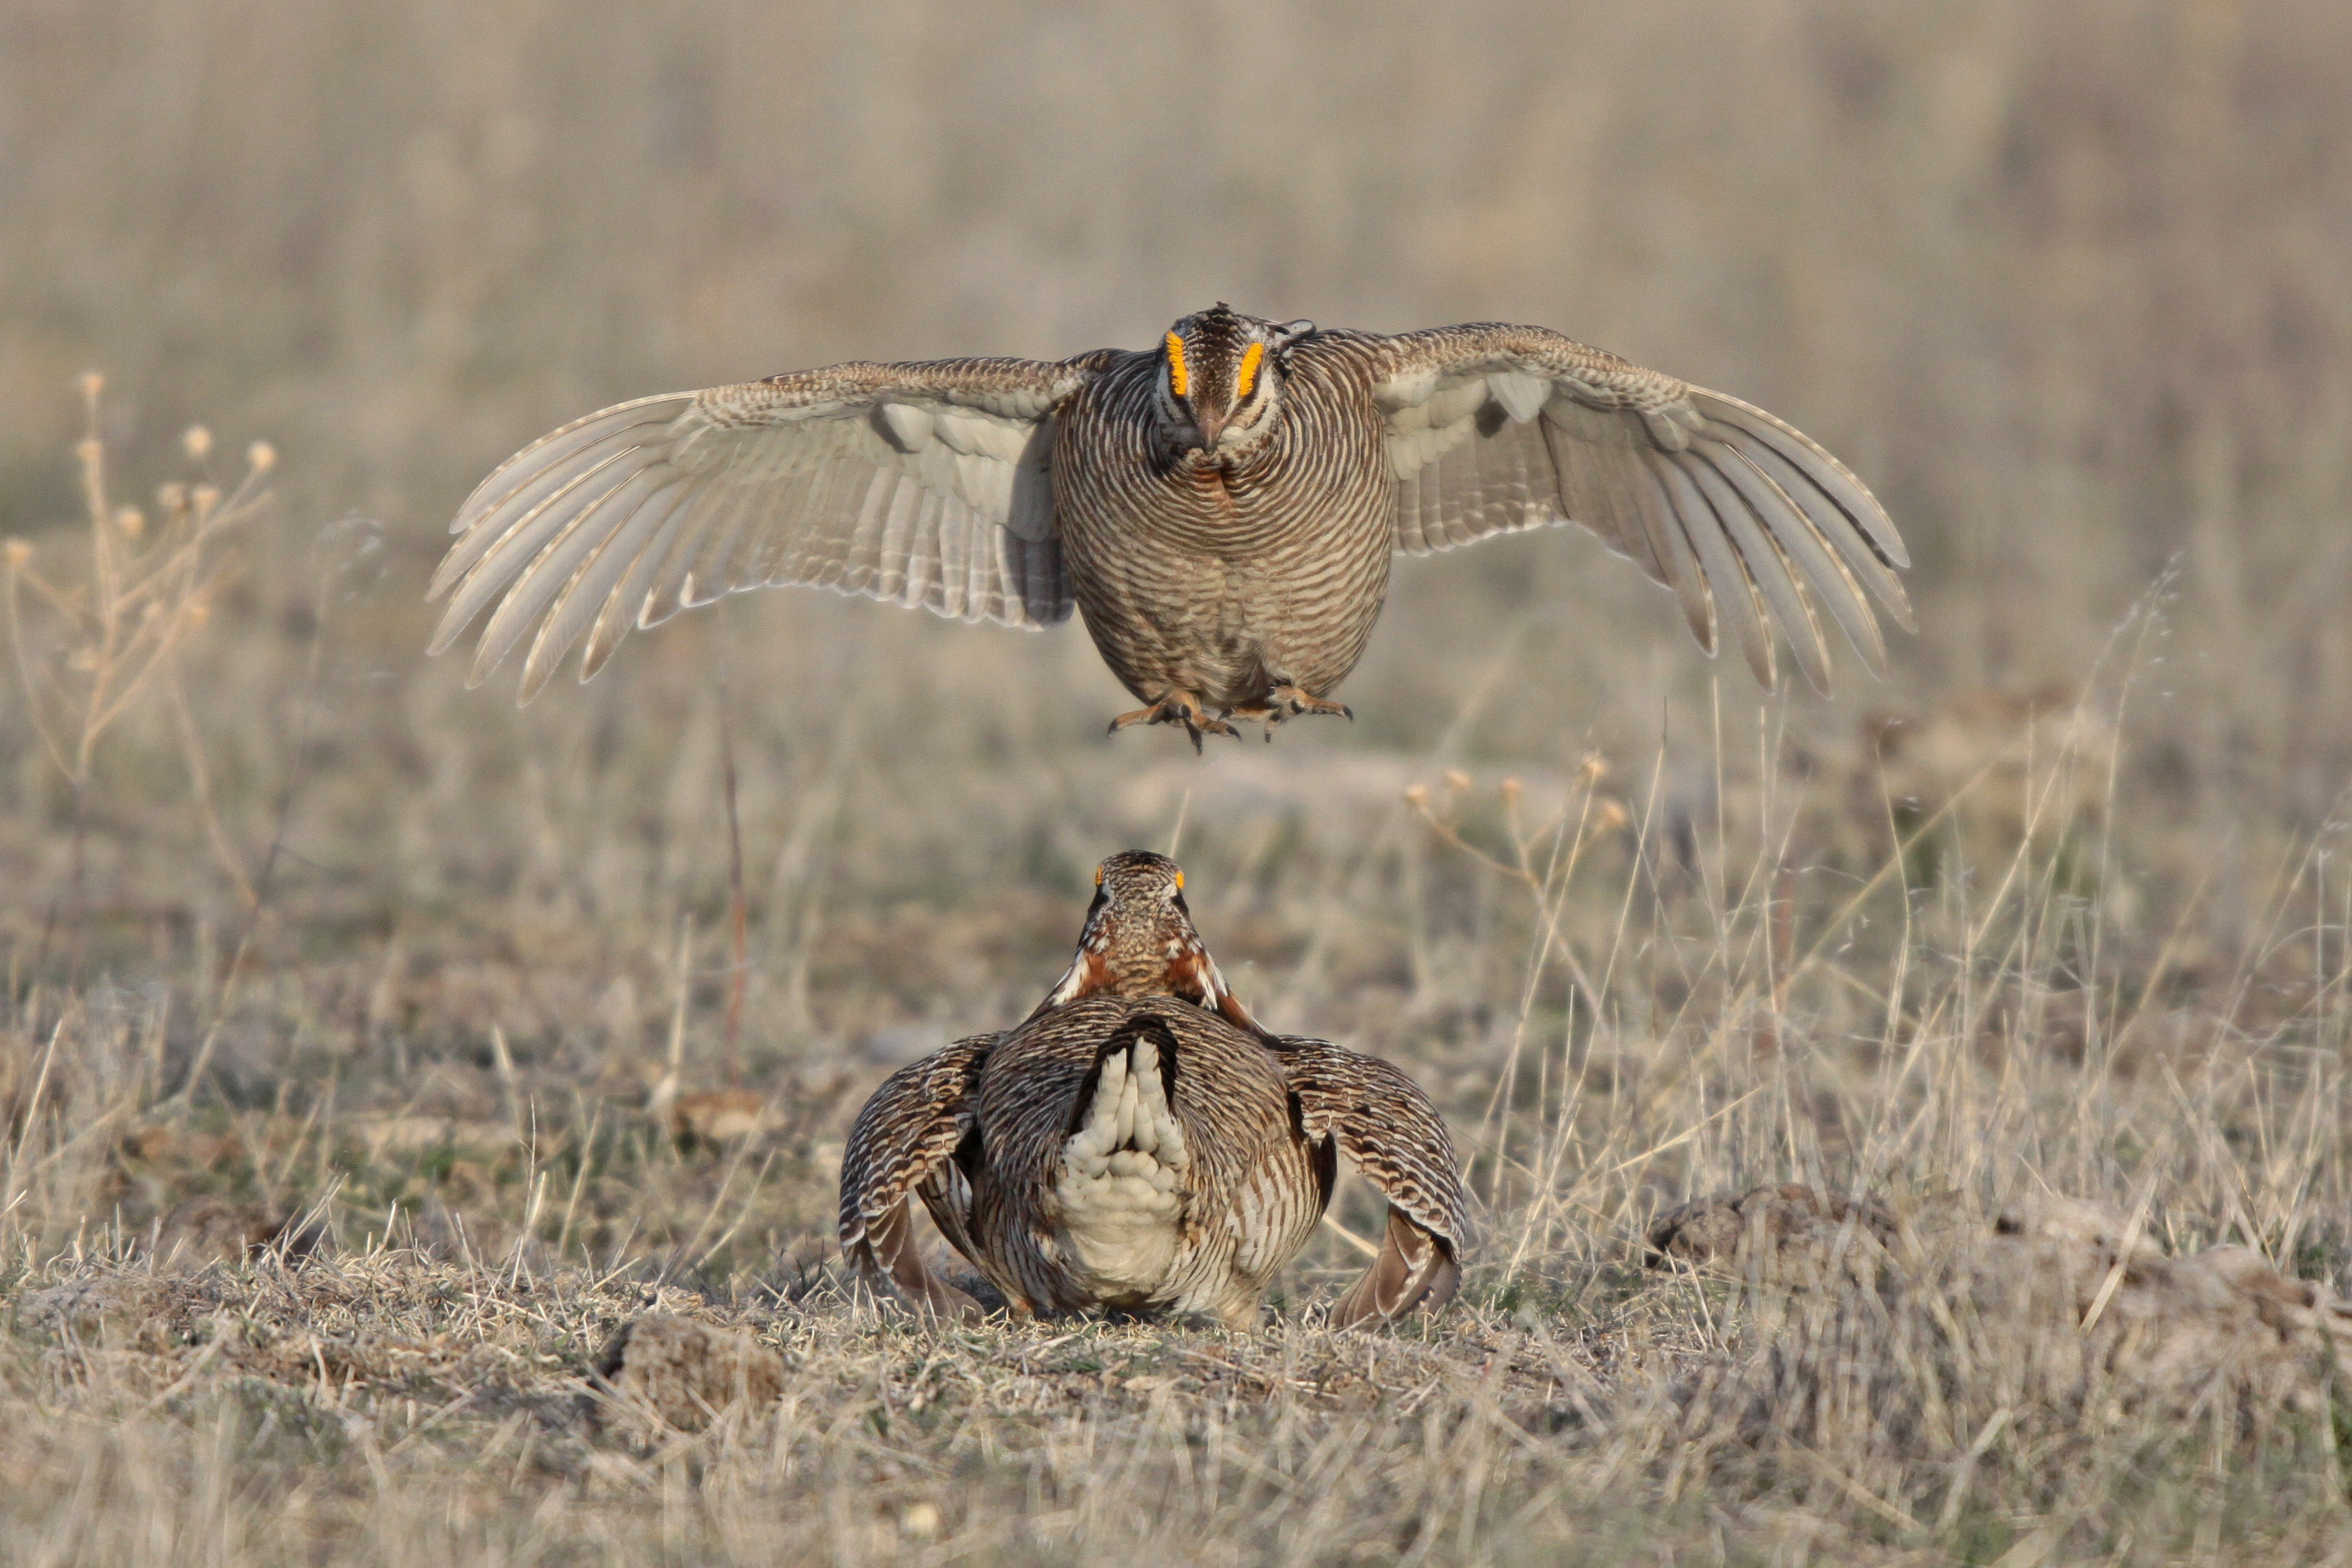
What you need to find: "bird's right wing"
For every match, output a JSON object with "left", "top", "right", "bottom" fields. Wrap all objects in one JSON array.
[
  {"left": 1366, "top": 323, "right": 1911, "bottom": 694},
  {"left": 838, "top": 1033, "right": 997, "bottom": 1319},
  {"left": 1280, "top": 1038, "right": 1469, "bottom": 1327},
  {"left": 429, "top": 352, "right": 1122, "bottom": 701}
]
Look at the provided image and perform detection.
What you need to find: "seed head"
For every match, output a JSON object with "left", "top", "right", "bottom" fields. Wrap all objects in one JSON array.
[
  {"left": 182, "top": 425, "right": 212, "bottom": 461},
  {"left": 1442, "top": 768, "right": 1471, "bottom": 795},
  {"left": 115, "top": 506, "right": 145, "bottom": 540},
  {"left": 4, "top": 538, "right": 30, "bottom": 569},
  {"left": 246, "top": 439, "right": 276, "bottom": 474}
]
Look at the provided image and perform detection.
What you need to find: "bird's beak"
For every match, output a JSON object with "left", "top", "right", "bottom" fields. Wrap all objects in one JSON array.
[{"left": 1193, "top": 407, "right": 1228, "bottom": 450}]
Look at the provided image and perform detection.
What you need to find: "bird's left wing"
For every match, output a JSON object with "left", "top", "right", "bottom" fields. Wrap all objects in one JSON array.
[
  {"left": 1279, "top": 1038, "right": 1468, "bottom": 1328},
  {"left": 838, "top": 1033, "right": 996, "bottom": 1319},
  {"left": 1366, "top": 323, "right": 1912, "bottom": 693},
  {"left": 429, "top": 353, "right": 1117, "bottom": 701}
]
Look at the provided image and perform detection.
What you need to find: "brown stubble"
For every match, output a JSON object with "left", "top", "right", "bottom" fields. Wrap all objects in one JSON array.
[{"left": 6, "top": 4, "right": 2352, "bottom": 1562}]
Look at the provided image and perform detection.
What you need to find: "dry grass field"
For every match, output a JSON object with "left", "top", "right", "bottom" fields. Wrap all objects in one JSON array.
[{"left": 7, "top": 2, "right": 2352, "bottom": 1562}]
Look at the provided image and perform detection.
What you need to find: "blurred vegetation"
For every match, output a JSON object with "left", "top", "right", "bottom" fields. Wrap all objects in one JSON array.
[{"left": 3, "top": 3, "right": 2351, "bottom": 1562}]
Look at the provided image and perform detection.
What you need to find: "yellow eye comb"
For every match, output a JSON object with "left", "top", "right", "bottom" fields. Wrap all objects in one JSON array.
[
  {"left": 1164, "top": 333, "right": 1189, "bottom": 398},
  {"left": 1235, "top": 341, "right": 1265, "bottom": 400}
]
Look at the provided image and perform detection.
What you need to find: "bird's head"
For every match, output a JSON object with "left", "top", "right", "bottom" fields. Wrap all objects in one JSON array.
[
  {"left": 1088, "top": 848, "right": 1191, "bottom": 924},
  {"left": 1154, "top": 305, "right": 1316, "bottom": 455},
  {"left": 1028, "top": 850, "right": 1270, "bottom": 1038}
]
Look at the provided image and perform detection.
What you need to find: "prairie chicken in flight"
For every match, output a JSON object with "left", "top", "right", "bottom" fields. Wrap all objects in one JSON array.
[
  {"left": 838, "top": 852, "right": 1466, "bottom": 1327},
  {"left": 432, "top": 306, "right": 1909, "bottom": 746}
]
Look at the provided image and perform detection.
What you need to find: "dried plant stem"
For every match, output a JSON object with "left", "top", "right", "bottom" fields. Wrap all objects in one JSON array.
[
  {"left": 716, "top": 631, "right": 750, "bottom": 1088},
  {"left": 6, "top": 377, "right": 266, "bottom": 1010},
  {"left": 169, "top": 542, "right": 326, "bottom": 1110},
  {"left": 167, "top": 657, "right": 258, "bottom": 910}
]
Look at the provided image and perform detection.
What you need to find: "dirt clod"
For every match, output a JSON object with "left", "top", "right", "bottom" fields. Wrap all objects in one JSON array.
[
  {"left": 1651, "top": 1185, "right": 2352, "bottom": 1428},
  {"left": 589, "top": 1314, "right": 788, "bottom": 1436}
]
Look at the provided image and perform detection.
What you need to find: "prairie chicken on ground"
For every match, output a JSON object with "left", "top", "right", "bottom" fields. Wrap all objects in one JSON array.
[
  {"left": 838, "top": 852, "right": 1466, "bottom": 1327},
  {"left": 431, "top": 305, "right": 1910, "bottom": 745}
]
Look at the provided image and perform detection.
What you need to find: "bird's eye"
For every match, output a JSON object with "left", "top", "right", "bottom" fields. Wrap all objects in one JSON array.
[
  {"left": 1235, "top": 342, "right": 1265, "bottom": 402},
  {"left": 1165, "top": 333, "right": 1189, "bottom": 399}
]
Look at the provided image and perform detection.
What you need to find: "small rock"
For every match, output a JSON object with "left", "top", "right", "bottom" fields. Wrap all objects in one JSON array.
[
  {"left": 119, "top": 1126, "right": 235, "bottom": 1168},
  {"left": 15, "top": 1275, "right": 161, "bottom": 1337},
  {"left": 590, "top": 1314, "right": 786, "bottom": 1435},
  {"left": 350, "top": 1115, "right": 517, "bottom": 1159},
  {"left": 1648, "top": 1183, "right": 1901, "bottom": 1273},
  {"left": 667, "top": 1089, "right": 772, "bottom": 1146},
  {"left": 1647, "top": 1183, "right": 2352, "bottom": 1426},
  {"left": 161, "top": 1193, "right": 284, "bottom": 1261}
]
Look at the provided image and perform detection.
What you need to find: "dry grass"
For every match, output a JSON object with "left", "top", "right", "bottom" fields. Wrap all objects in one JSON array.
[{"left": 6, "top": 2, "right": 2352, "bottom": 1563}]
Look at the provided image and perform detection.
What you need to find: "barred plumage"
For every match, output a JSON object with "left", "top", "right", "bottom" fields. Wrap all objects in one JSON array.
[
  {"left": 838, "top": 853, "right": 1467, "bottom": 1328},
  {"left": 431, "top": 305, "right": 1911, "bottom": 736}
]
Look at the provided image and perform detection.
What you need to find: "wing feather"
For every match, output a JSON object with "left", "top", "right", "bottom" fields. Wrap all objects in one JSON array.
[
  {"left": 1715, "top": 444, "right": 1888, "bottom": 678},
  {"left": 1369, "top": 324, "right": 1909, "bottom": 690},
  {"left": 431, "top": 357, "right": 1105, "bottom": 699},
  {"left": 1650, "top": 448, "right": 1778, "bottom": 688},
  {"left": 1706, "top": 420, "right": 1915, "bottom": 632},
  {"left": 1277, "top": 1037, "right": 1467, "bottom": 1325},
  {"left": 435, "top": 405, "right": 679, "bottom": 590},
  {"left": 583, "top": 494, "right": 696, "bottom": 679},
  {"left": 430, "top": 444, "right": 641, "bottom": 652},
  {"left": 464, "top": 461, "right": 651, "bottom": 684},
  {"left": 518, "top": 474, "right": 689, "bottom": 701},
  {"left": 838, "top": 1033, "right": 997, "bottom": 1317},
  {"left": 1693, "top": 390, "right": 1908, "bottom": 568},
  {"left": 1680, "top": 446, "right": 1833, "bottom": 693}
]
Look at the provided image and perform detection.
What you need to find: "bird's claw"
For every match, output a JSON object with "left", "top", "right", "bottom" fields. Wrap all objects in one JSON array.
[
  {"left": 1109, "top": 692, "right": 1241, "bottom": 753},
  {"left": 1269, "top": 685, "right": 1352, "bottom": 722},
  {"left": 1231, "top": 686, "right": 1354, "bottom": 740}
]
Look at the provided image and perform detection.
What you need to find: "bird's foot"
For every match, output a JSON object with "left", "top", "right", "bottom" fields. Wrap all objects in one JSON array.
[
  {"left": 1270, "top": 684, "right": 1353, "bottom": 721},
  {"left": 1107, "top": 690, "right": 1240, "bottom": 753},
  {"left": 1230, "top": 685, "right": 1354, "bottom": 741}
]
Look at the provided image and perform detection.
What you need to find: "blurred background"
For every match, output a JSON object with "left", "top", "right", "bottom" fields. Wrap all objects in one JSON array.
[
  {"left": 10, "top": 9, "right": 2352, "bottom": 1555},
  {"left": 2, "top": 0, "right": 2348, "bottom": 1258},
  {"left": 10, "top": 0, "right": 2348, "bottom": 763}
]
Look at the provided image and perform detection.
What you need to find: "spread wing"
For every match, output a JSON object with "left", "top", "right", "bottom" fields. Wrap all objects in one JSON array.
[
  {"left": 1279, "top": 1038, "right": 1468, "bottom": 1327},
  {"left": 429, "top": 353, "right": 1117, "bottom": 701},
  {"left": 838, "top": 1033, "right": 995, "bottom": 1318},
  {"left": 1365, "top": 323, "right": 1912, "bottom": 694}
]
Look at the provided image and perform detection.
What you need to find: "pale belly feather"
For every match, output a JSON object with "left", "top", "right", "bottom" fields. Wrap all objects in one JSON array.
[{"left": 1046, "top": 1032, "right": 1191, "bottom": 1300}]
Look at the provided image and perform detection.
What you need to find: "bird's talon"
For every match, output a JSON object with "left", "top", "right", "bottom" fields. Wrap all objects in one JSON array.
[
  {"left": 1268, "top": 685, "right": 1352, "bottom": 722},
  {"left": 1112, "top": 691, "right": 1237, "bottom": 750},
  {"left": 1115, "top": 688, "right": 1339, "bottom": 746}
]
